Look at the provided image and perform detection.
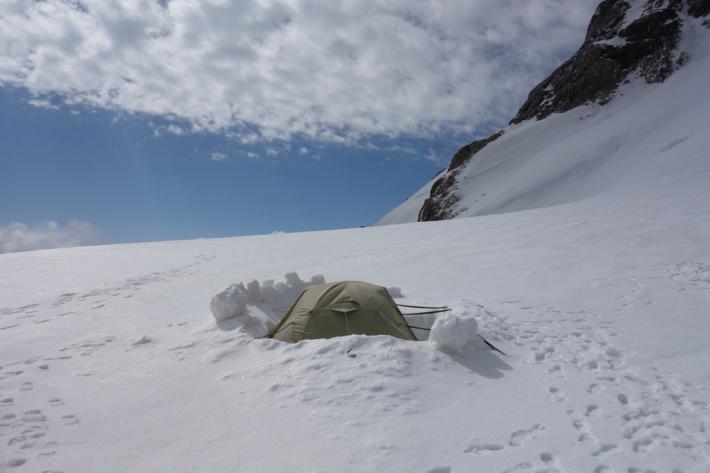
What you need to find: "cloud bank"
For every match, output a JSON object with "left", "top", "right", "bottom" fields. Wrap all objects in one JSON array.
[
  {"left": 0, "top": 0, "right": 597, "bottom": 142},
  {"left": 0, "top": 220, "right": 99, "bottom": 254}
]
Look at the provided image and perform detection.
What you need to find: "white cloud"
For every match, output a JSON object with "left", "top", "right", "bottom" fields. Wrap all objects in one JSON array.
[
  {"left": 166, "top": 124, "right": 187, "bottom": 135},
  {"left": 210, "top": 151, "right": 227, "bottom": 161},
  {"left": 424, "top": 148, "right": 447, "bottom": 165},
  {"left": 0, "top": 0, "right": 598, "bottom": 143},
  {"left": 27, "top": 97, "right": 59, "bottom": 110},
  {"left": 0, "top": 220, "right": 99, "bottom": 254}
]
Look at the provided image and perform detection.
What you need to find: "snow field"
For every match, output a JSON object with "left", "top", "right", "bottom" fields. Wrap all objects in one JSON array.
[{"left": 1, "top": 165, "right": 709, "bottom": 472}]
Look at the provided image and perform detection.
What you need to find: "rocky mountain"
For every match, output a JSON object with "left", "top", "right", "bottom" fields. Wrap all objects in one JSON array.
[{"left": 378, "top": 0, "right": 710, "bottom": 225}]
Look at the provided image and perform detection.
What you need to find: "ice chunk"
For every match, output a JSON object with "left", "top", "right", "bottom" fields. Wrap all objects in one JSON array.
[{"left": 429, "top": 312, "right": 479, "bottom": 351}]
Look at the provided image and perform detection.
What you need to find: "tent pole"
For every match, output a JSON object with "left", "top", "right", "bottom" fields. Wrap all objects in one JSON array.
[
  {"left": 401, "top": 309, "right": 451, "bottom": 316},
  {"left": 397, "top": 304, "right": 449, "bottom": 310}
]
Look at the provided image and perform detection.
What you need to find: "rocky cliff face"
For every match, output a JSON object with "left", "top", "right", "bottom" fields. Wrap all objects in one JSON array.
[{"left": 418, "top": 0, "right": 710, "bottom": 222}]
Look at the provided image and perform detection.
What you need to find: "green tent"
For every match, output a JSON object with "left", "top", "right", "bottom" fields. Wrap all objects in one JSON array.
[{"left": 269, "top": 281, "right": 417, "bottom": 343}]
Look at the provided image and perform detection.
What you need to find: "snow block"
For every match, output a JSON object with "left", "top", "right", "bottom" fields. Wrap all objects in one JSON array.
[
  {"left": 246, "top": 279, "right": 264, "bottom": 302},
  {"left": 210, "top": 284, "right": 248, "bottom": 321},
  {"left": 310, "top": 274, "right": 326, "bottom": 285},
  {"left": 260, "top": 279, "right": 279, "bottom": 301},
  {"left": 387, "top": 286, "right": 403, "bottom": 298},
  {"left": 429, "top": 312, "right": 479, "bottom": 351},
  {"left": 285, "top": 272, "right": 306, "bottom": 291},
  {"left": 210, "top": 273, "right": 330, "bottom": 328}
]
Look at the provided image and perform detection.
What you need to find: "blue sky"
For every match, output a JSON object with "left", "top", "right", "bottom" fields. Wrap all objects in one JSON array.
[
  {"left": 0, "top": 0, "right": 597, "bottom": 251},
  {"left": 1, "top": 86, "right": 452, "bottom": 243}
]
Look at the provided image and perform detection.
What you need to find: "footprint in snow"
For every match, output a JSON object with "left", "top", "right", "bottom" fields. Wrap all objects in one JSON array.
[
  {"left": 425, "top": 467, "right": 452, "bottom": 473},
  {"left": 48, "top": 397, "right": 64, "bottom": 407},
  {"left": 464, "top": 443, "right": 504, "bottom": 454},
  {"left": 591, "top": 443, "right": 618, "bottom": 457},
  {"left": 1, "top": 458, "right": 27, "bottom": 469},
  {"left": 548, "top": 386, "right": 566, "bottom": 402},
  {"left": 508, "top": 424, "right": 545, "bottom": 447},
  {"left": 62, "top": 414, "right": 79, "bottom": 425},
  {"left": 593, "top": 466, "right": 612, "bottom": 473}
]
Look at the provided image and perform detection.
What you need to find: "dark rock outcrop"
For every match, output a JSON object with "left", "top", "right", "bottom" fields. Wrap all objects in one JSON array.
[
  {"left": 418, "top": 130, "right": 503, "bottom": 221},
  {"left": 688, "top": 0, "right": 710, "bottom": 17},
  {"left": 510, "top": 0, "right": 685, "bottom": 124},
  {"left": 447, "top": 131, "right": 504, "bottom": 172},
  {"left": 418, "top": 171, "right": 460, "bottom": 221},
  {"left": 417, "top": 0, "right": 708, "bottom": 223}
]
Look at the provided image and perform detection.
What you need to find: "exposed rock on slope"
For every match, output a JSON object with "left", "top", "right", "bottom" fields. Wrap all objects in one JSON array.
[
  {"left": 513, "top": 0, "right": 686, "bottom": 124},
  {"left": 418, "top": 130, "right": 503, "bottom": 221},
  {"left": 415, "top": 0, "right": 709, "bottom": 223}
]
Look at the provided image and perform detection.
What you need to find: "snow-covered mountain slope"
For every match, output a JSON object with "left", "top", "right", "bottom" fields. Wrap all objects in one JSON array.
[
  {"left": 377, "top": 176, "right": 437, "bottom": 226},
  {"left": 378, "top": 0, "right": 710, "bottom": 225},
  {"left": 2, "top": 168, "right": 710, "bottom": 472}
]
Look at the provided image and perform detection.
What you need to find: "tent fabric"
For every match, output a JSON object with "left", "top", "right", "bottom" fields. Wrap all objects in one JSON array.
[{"left": 269, "top": 281, "right": 417, "bottom": 343}]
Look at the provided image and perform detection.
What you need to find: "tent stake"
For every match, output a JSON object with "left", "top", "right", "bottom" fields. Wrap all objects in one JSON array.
[
  {"left": 407, "top": 325, "right": 507, "bottom": 356},
  {"left": 479, "top": 335, "right": 507, "bottom": 356}
]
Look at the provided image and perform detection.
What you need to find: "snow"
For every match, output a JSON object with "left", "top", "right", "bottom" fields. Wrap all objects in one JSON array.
[
  {"left": 387, "top": 286, "right": 404, "bottom": 298},
  {"left": 209, "top": 273, "right": 326, "bottom": 337},
  {"left": 377, "top": 173, "right": 437, "bottom": 225},
  {"left": 210, "top": 283, "right": 249, "bottom": 321},
  {"left": 2, "top": 171, "right": 710, "bottom": 472},
  {"left": 429, "top": 311, "right": 479, "bottom": 351},
  {"left": 2, "top": 11, "right": 710, "bottom": 473}
]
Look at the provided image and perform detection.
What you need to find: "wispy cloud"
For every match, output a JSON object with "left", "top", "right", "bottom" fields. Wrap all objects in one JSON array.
[
  {"left": 0, "top": 220, "right": 99, "bottom": 254},
  {"left": 0, "top": 0, "right": 597, "bottom": 143},
  {"left": 210, "top": 151, "right": 228, "bottom": 161}
]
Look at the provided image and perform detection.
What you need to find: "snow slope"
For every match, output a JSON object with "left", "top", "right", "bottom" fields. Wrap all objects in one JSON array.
[
  {"left": 377, "top": 13, "right": 710, "bottom": 225},
  {"left": 2, "top": 166, "right": 710, "bottom": 472},
  {"left": 377, "top": 176, "right": 435, "bottom": 226}
]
